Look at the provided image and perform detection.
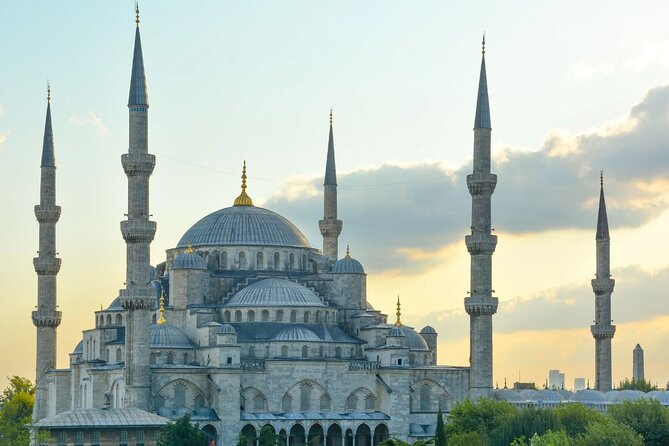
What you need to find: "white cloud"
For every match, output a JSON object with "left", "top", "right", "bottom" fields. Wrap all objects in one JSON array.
[
  {"left": 69, "top": 112, "right": 109, "bottom": 137},
  {"left": 566, "top": 61, "right": 614, "bottom": 83}
]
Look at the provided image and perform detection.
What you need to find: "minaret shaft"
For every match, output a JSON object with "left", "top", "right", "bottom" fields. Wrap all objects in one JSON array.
[
  {"left": 120, "top": 20, "right": 155, "bottom": 411},
  {"left": 32, "top": 99, "right": 62, "bottom": 421},
  {"left": 319, "top": 115, "right": 342, "bottom": 260},
  {"left": 591, "top": 179, "right": 615, "bottom": 392},
  {"left": 464, "top": 47, "right": 498, "bottom": 400}
]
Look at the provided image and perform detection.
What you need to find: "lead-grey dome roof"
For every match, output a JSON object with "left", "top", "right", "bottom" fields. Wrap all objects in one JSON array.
[
  {"left": 226, "top": 278, "right": 326, "bottom": 308},
  {"left": 274, "top": 327, "right": 321, "bottom": 342},
  {"left": 150, "top": 324, "right": 195, "bottom": 349},
  {"left": 494, "top": 389, "right": 523, "bottom": 401},
  {"left": 530, "top": 389, "right": 563, "bottom": 402},
  {"left": 399, "top": 326, "right": 429, "bottom": 350},
  {"left": 332, "top": 256, "right": 365, "bottom": 274},
  {"left": 172, "top": 251, "right": 207, "bottom": 270},
  {"left": 177, "top": 205, "right": 311, "bottom": 249},
  {"left": 570, "top": 389, "right": 606, "bottom": 403}
]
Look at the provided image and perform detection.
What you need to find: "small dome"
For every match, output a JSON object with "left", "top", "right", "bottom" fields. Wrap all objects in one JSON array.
[
  {"left": 530, "top": 389, "right": 563, "bottom": 402},
  {"left": 332, "top": 255, "right": 365, "bottom": 274},
  {"left": 520, "top": 389, "right": 537, "bottom": 399},
  {"left": 72, "top": 340, "right": 83, "bottom": 354},
  {"left": 570, "top": 389, "right": 606, "bottom": 403},
  {"left": 494, "top": 389, "right": 523, "bottom": 401},
  {"left": 172, "top": 251, "right": 207, "bottom": 270},
  {"left": 388, "top": 327, "right": 405, "bottom": 337},
  {"left": 649, "top": 391, "right": 669, "bottom": 405},
  {"left": 604, "top": 390, "right": 619, "bottom": 401},
  {"left": 106, "top": 296, "right": 124, "bottom": 311},
  {"left": 614, "top": 390, "right": 647, "bottom": 402},
  {"left": 150, "top": 324, "right": 195, "bottom": 349},
  {"left": 221, "top": 324, "right": 236, "bottom": 334},
  {"left": 274, "top": 327, "right": 320, "bottom": 342},
  {"left": 558, "top": 389, "right": 573, "bottom": 399},
  {"left": 399, "top": 326, "right": 429, "bottom": 350},
  {"left": 420, "top": 326, "right": 437, "bottom": 334},
  {"left": 226, "top": 278, "right": 325, "bottom": 308}
]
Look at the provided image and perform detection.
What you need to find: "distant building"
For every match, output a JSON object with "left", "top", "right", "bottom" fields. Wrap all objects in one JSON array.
[
  {"left": 548, "top": 370, "right": 565, "bottom": 389},
  {"left": 633, "top": 344, "right": 645, "bottom": 382},
  {"left": 513, "top": 382, "right": 536, "bottom": 391},
  {"left": 574, "top": 378, "right": 586, "bottom": 391}
]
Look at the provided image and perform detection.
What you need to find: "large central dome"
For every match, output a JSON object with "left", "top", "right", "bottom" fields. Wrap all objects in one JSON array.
[{"left": 177, "top": 205, "right": 311, "bottom": 249}]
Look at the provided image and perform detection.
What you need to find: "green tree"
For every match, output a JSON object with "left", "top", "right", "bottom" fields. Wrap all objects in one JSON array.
[
  {"left": 379, "top": 438, "right": 434, "bottom": 446},
  {"left": 617, "top": 378, "right": 658, "bottom": 392},
  {"left": 554, "top": 403, "right": 603, "bottom": 437},
  {"left": 158, "top": 415, "right": 207, "bottom": 446},
  {"left": 445, "top": 431, "right": 486, "bottom": 446},
  {"left": 435, "top": 410, "right": 446, "bottom": 446},
  {"left": 0, "top": 376, "right": 36, "bottom": 446},
  {"left": 510, "top": 430, "right": 572, "bottom": 446},
  {"left": 608, "top": 399, "right": 669, "bottom": 446},
  {"left": 445, "top": 398, "right": 516, "bottom": 442},
  {"left": 575, "top": 419, "right": 643, "bottom": 446},
  {"left": 493, "top": 407, "right": 557, "bottom": 445}
]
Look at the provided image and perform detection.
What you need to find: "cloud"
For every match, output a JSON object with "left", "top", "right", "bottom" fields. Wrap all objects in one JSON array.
[
  {"left": 567, "top": 61, "right": 614, "bottom": 83},
  {"left": 69, "top": 112, "right": 109, "bottom": 137},
  {"left": 265, "top": 85, "right": 669, "bottom": 273}
]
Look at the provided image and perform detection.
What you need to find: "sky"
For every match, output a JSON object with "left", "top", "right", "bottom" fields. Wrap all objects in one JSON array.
[{"left": 1, "top": 1, "right": 669, "bottom": 392}]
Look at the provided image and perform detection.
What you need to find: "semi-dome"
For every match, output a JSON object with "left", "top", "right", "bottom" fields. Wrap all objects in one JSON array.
[
  {"left": 332, "top": 250, "right": 365, "bottom": 274},
  {"left": 172, "top": 251, "right": 207, "bottom": 270},
  {"left": 274, "top": 327, "right": 321, "bottom": 342},
  {"left": 150, "top": 323, "right": 195, "bottom": 349},
  {"left": 106, "top": 296, "right": 124, "bottom": 311},
  {"left": 72, "top": 341, "right": 83, "bottom": 354},
  {"left": 399, "top": 326, "right": 429, "bottom": 350},
  {"left": 221, "top": 324, "right": 236, "bottom": 334},
  {"left": 226, "top": 278, "right": 326, "bottom": 308},
  {"left": 177, "top": 205, "right": 311, "bottom": 249}
]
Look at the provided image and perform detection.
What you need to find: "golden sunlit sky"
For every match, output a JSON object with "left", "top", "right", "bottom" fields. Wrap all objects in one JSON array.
[{"left": 2, "top": 1, "right": 669, "bottom": 391}]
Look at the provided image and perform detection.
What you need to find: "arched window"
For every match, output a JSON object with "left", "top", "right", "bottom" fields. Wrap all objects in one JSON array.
[
  {"left": 282, "top": 394, "right": 292, "bottom": 412},
  {"left": 303, "top": 312, "right": 310, "bottom": 323},
  {"left": 316, "top": 311, "right": 321, "bottom": 323},
  {"left": 107, "top": 314, "right": 112, "bottom": 325},
  {"left": 183, "top": 352, "right": 189, "bottom": 364},
  {"left": 302, "top": 254, "right": 307, "bottom": 270},
  {"left": 253, "top": 393, "right": 266, "bottom": 412},
  {"left": 247, "top": 310, "right": 255, "bottom": 322},
  {"left": 249, "top": 346, "right": 255, "bottom": 358},
  {"left": 349, "top": 347, "right": 355, "bottom": 358},
  {"left": 320, "top": 394, "right": 331, "bottom": 411},
  {"left": 289, "top": 253, "right": 295, "bottom": 270},
  {"left": 166, "top": 352, "right": 174, "bottom": 365},
  {"left": 224, "top": 311, "right": 231, "bottom": 322},
  {"left": 302, "top": 345, "right": 309, "bottom": 358},
  {"left": 281, "top": 345, "right": 288, "bottom": 357},
  {"left": 319, "top": 346, "right": 324, "bottom": 357},
  {"left": 276, "top": 310, "right": 284, "bottom": 322},
  {"left": 420, "top": 385, "right": 431, "bottom": 411},
  {"left": 300, "top": 383, "right": 311, "bottom": 411},
  {"left": 274, "top": 252, "right": 280, "bottom": 270},
  {"left": 290, "top": 311, "right": 297, "bottom": 322},
  {"left": 116, "top": 314, "right": 123, "bottom": 325},
  {"left": 335, "top": 346, "right": 341, "bottom": 359},
  {"left": 150, "top": 353, "right": 156, "bottom": 364},
  {"left": 174, "top": 383, "right": 186, "bottom": 408},
  {"left": 235, "top": 310, "right": 242, "bottom": 322},
  {"left": 238, "top": 251, "right": 247, "bottom": 269},
  {"left": 116, "top": 348, "right": 122, "bottom": 363},
  {"left": 261, "top": 309, "right": 269, "bottom": 321},
  {"left": 324, "top": 312, "right": 329, "bottom": 324},
  {"left": 220, "top": 251, "right": 228, "bottom": 270},
  {"left": 346, "top": 394, "right": 357, "bottom": 411},
  {"left": 257, "top": 252, "right": 264, "bottom": 270},
  {"left": 105, "top": 348, "right": 110, "bottom": 362}
]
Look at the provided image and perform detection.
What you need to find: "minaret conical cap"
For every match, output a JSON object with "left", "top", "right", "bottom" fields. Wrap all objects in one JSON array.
[
  {"left": 596, "top": 172, "right": 609, "bottom": 239},
  {"left": 474, "top": 34, "right": 491, "bottom": 129},
  {"left": 128, "top": 5, "right": 149, "bottom": 107},
  {"left": 324, "top": 108, "right": 337, "bottom": 186},
  {"left": 41, "top": 84, "right": 55, "bottom": 167}
]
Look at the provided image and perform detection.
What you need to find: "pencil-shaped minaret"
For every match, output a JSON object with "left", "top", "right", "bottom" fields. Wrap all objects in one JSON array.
[
  {"left": 119, "top": 5, "right": 156, "bottom": 410},
  {"left": 464, "top": 36, "right": 498, "bottom": 400},
  {"left": 319, "top": 109, "right": 343, "bottom": 260},
  {"left": 32, "top": 85, "right": 62, "bottom": 421},
  {"left": 591, "top": 173, "right": 615, "bottom": 392}
]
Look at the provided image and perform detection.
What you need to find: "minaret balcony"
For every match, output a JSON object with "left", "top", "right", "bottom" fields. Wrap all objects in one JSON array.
[
  {"left": 120, "top": 220, "right": 156, "bottom": 243},
  {"left": 32, "top": 310, "right": 62, "bottom": 328},
  {"left": 121, "top": 153, "right": 156, "bottom": 176},
  {"left": 464, "top": 296, "right": 498, "bottom": 316},
  {"left": 591, "top": 324, "right": 616, "bottom": 339},
  {"left": 591, "top": 278, "right": 615, "bottom": 295},
  {"left": 465, "top": 234, "right": 497, "bottom": 255},
  {"left": 34, "top": 205, "right": 61, "bottom": 223},
  {"left": 33, "top": 257, "right": 62, "bottom": 275},
  {"left": 120, "top": 288, "right": 155, "bottom": 310},
  {"left": 466, "top": 173, "right": 497, "bottom": 196},
  {"left": 318, "top": 219, "right": 343, "bottom": 237}
]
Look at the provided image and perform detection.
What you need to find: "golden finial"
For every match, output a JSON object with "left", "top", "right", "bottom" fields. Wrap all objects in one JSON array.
[
  {"left": 394, "top": 295, "right": 402, "bottom": 327},
  {"left": 329, "top": 107, "right": 333, "bottom": 126},
  {"left": 135, "top": 1, "right": 140, "bottom": 26},
  {"left": 233, "top": 160, "right": 254, "bottom": 206},
  {"left": 482, "top": 32, "right": 486, "bottom": 54},
  {"left": 47, "top": 81, "right": 51, "bottom": 103},
  {"left": 345, "top": 245, "right": 351, "bottom": 259},
  {"left": 157, "top": 289, "right": 166, "bottom": 325},
  {"left": 186, "top": 242, "right": 194, "bottom": 253}
]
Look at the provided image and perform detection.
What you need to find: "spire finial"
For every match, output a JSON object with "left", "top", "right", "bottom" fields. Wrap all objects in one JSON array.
[
  {"left": 600, "top": 170, "right": 604, "bottom": 188},
  {"left": 157, "top": 289, "right": 166, "bottom": 325},
  {"left": 47, "top": 81, "right": 51, "bottom": 103},
  {"left": 186, "top": 241, "right": 194, "bottom": 253},
  {"left": 234, "top": 160, "right": 254, "bottom": 206},
  {"left": 329, "top": 107, "right": 333, "bottom": 126},
  {"left": 345, "top": 245, "right": 350, "bottom": 258},
  {"left": 504, "top": 378, "right": 507, "bottom": 389},
  {"left": 395, "top": 295, "right": 402, "bottom": 327},
  {"left": 482, "top": 32, "right": 486, "bottom": 54},
  {"left": 135, "top": 1, "right": 140, "bottom": 26}
]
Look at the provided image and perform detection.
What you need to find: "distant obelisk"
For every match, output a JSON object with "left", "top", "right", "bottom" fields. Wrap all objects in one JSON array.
[{"left": 633, "top": 344, "right": 644, "bottom": 382}]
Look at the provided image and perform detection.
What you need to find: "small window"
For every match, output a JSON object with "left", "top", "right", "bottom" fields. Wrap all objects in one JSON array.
[
  {"left": 166, "top": 352, "right": 174, "bottom": 364},
  {"left": 303, "top": 312, "right": 310, "bottom": 323},
  {"left": 302, "top": 345, "right": 308, "bottom": 358},
  {"left": 290, "top": 311, "right": 297, "bottom": 323},
  {"left": 116, "top": 313, "right": 123, "bottom": 325},
  {"left": 92, "top": 431, "right": 100, "bottom": 446},
  {"left": 137, "top": 431, "right": 145, "bottom": 446},
  {"left": 397, "top": 358, "right": 403, "bottom": 366},
  {"left": 119, "top": 430, "right": 128, "bottom": 446},
  {"left": 261, "top": 309, "right": 269, "bottom": 321},
  {"left": 58, "top": 432, "right": 67, "bottom": 446},
  {"left": 276, "top": 310, "right": 284, "bottom": 322},
  {"left": 248, "top": 310, "right": 255, "bottom": 322},
  {"left": 227, "top": 356, "right": 233, "bottom": 364},
  {"left": 116, "top": 348, "right": 122, "bottom": 363},
  {"left": 281, "top": 345, "right": 289, "bottom": 357}
]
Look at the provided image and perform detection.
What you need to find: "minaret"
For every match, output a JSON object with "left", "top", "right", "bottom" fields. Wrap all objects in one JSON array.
[
  {"left": 319, "top": 109, "right": 343, "bottom": 260},
  {"left": 119, "top": 5, "right": 156, "bottom": 411},
  {"left": 464, "top": 35, "right": 498, "bottom": 400},
  {"left": 32, "top": 85, "right": 62, "bottom": 421},
  {"left": 633, "top": 344, "right": 644, "bottom": 382},
  {"left": 591, "top": 172, "right": 615, "bottom": 392}
]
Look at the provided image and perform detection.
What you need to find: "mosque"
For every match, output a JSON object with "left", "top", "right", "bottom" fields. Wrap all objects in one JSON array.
[{"left": 32, "top": 8, "right": 498, "bottom": 446}]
